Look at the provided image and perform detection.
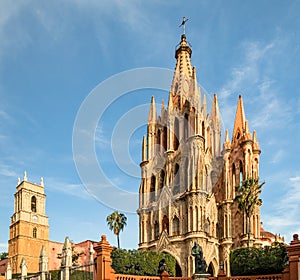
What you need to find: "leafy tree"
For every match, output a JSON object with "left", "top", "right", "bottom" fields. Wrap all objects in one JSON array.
[
  {"left": 111, "top": 248, "right": 176, "bottom": 276},
  {"left": 106, "top": 211, "right": 127, "bottom": 249},
  {"left": 235, "top": 177, "right": 264, "bottom": 247},
  {"left": 230, "top": 242, "right": 288, "bottom": 275},
  {"left": 0, "top": 252, "right": 8, "bottom": 260}
]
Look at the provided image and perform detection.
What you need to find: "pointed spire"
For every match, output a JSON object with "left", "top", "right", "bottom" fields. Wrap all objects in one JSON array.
[
  {"left": 232, "top": 95, "right": 246, "bottom": 141},
  {"left": 89, "top": 243, "right": 94, "bottom": 264},
  {"left": 167, "top": 93, "right": 173, "bottom": 111},
  {"left": 39, "top": 246, "right": 48, "bottom": 273},
  {"left": 244, "top": 120, "right": 252, "bottom": 140},
  {"left": 17, "top": 177, "right": 21, "bottom": 185},
  {"left": 211, "top": 93, "right": 220, "bottom": 122},
  {"left": 253, "top": 130, "right": 260, "bottom": 150},
  {"left": 23, "top": 171, "right": 27, "bottom": 182},
  {"left": 174, "top": 34, "right": 193, "bottom": 78},
  {"left": 142, "top": 136, "right": 147, "bottom": 162},
  {"left": 148, "top": 96, "right": 157, "bottom": 123},
  {"left": 40, "top": 177, "right": 44, "bottom": 187},
  {"left": 5, "top": 261, "right": 12, "bottom": 280},
  {"left": 253, "top": 130, "right": 257, "bottom": 142},
  {"left": 225, "top": 129, "right": 230, "bottom": 142},
  {"left": 203, "top": 94, "right": 207, "bottom": 116},
  {"left": 161, "top": 99, "right": 165, "bottom": 120},
  {"left": 40, "top": 245, "right": 47, "bottom": 257},
  {"left": 20, "top": 258, "right": 28, "bottom": 277},
  {"left": 223, "top": 129, "right": 231, "bottom": 150}
]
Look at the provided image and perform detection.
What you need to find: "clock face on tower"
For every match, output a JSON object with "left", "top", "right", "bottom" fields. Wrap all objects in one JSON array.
[{"left": 32, "top": 215, "right": 38, "bottom": 221}]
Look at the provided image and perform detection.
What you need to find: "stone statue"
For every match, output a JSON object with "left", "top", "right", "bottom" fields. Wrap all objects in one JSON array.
[
  {"left": 157, "top": 258, "right": 167, "bottom": 275},
  {"left": 191, "top": 242, "right": 207, "bottom": 274}
]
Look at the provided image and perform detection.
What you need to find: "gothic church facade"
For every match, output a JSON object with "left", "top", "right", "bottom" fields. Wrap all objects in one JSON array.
[{"left": 137, "top": 33, "right": 261, "bottom": 277}]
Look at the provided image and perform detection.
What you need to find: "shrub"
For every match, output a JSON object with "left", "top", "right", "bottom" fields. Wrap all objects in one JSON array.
[
  {"left": 111, "top": 248, "right": 176, "bottom": 276},
  {"left": 230, "top": 242, "right": 288, "bottom": 276}
]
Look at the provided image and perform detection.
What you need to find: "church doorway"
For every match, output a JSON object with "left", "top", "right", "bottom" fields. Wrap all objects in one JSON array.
[
  {"left": 207, "top": 262, "right": 214, "bottom": 276},
  {"left": 175, "top": 261, "right": 182, "bottom": 277},
  {"left": 162, "top": 251, "right": 182, "bottom": 277}
]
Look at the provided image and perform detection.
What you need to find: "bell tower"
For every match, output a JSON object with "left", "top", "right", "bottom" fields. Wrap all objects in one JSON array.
[{"left": 8, "top": 172, "right": 49, "bottom": 274}]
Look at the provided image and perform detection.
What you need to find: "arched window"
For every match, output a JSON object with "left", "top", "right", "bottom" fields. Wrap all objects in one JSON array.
[
  {"left": 172, "top": 216, "right": 180, "bottom": 236},
  {"left": 31, "top": 196, "right": 37, "bottom": 212},
  {"left": 190, "top": 108, "right": 195, "bottom": 135},
  {"left": 195, "top": 206, "right": 199, "bottom": 231},
  {"left": 154, "top": 221, "right": 159, "bottom": 239},
  {"left": 232, "top": 163, "right": 236, "bottom": 191},
  {"left": 162, "top": 215, "right": 169, "bottom": 234},
  {"left": 202, "top": 121, "right": 205, "bottom": 137},
  {"left": 184, "top": 113, "right": 189, "bottom": 140},
  {"left": 207, "top": 127, "right": 211, "bottom": 152},
  {"left": 150, "top": 175, "right": 156, "bottom": 202},
  {"left": 174, "top": 164, "right": 180, "bottom": 194},
  {"left": 184, "top": 159, "right": 188, "bottom": 191},
  {"left": 174, "top": 117, "right": 179, "bottom": 151},
  {"left": 159, "top": 170, "right": 165, "bottom": 190},
  {"left": 163, "top": 126, "right": 167, "bottom": 151},
  {"left": 189, "top": 206, "right": 193, "bottom": 232},
  {"left": 33, "top": 227, "right": 37, "bottom": 238},
  {"left": 141, "top": 221, "right": 144, "bottom": 243},
  {"left": 157, "top": 129, "right": 161, "bottom": 152},
  {"left": 239, "top": 160, "right": 243, "bottom": 184}
]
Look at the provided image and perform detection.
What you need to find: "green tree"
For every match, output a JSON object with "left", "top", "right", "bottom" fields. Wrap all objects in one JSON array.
[
  {"left": 106, "top": 210, "right": 127, "bottom": 249},
  {"left": 234, "top": 177, "right": 264, "bottom": 247},
  {"left": 111, "top": 248, "right": 176, "bottom": 276},
  {"left": 0, "top": 252, "right": 8, "bottom": 260},
  {"left": 230, "top": 243, "right": 288, "bottom": 275}
]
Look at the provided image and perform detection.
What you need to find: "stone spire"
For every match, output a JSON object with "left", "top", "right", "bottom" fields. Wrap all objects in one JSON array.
[
  {"left": 142, "top": 136, "right": 147, "bottom": 162},
  {"left": 223, "top": 129, "right": 231, "bottom": 150},
  {"left": 161, "top": 99, "right": 165, "bottom": 120},
  {"left": 39, "top": 246, "right": 48, "bottom": 273},
  {"left": 211, "top": 93, "right": 220, "bottom": 123},
  {"left": 89, "top": 243, "right": 94, "bottom": 264},
  {"left": 174, "top": 34, "right": 193, "bottom": 79},
  {"left": 5, "top": 262, "right": 12, "bottom": 280},
  {"left": 169, "top": 33, "right": 194, "bottom": 110},
  {"left": 20, "top": 258, "right": 28, "bottom": 279},
  {"left": 148, "top": 96, "right": 157, "bottom": 123},
  {"left": 23, "top": 171, "right": 27, "bottom": 182},
  {"left": 211, "top": 93, "right": 221, "bottom": 156},
  {"left": 232, "top": 95, "right": 246, "bottom": 141},
  {"left": 253, "top": 130, "right": 260, "bottom": 150}
]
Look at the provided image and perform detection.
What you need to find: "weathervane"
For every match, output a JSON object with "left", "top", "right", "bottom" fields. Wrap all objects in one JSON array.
[{"left": 179, "top": 17, "right": 189, "bottom": 35}]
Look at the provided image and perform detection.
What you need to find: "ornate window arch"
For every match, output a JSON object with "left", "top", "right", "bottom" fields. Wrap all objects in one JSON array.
[
  {"left": 33, "top": 227, "right": 37, "bottom": 238},
  {"left": 172, "top": 216, "right": 180, "bottom": 236},
  {"left": 31, "top": 196, "right": 37, "bottom": 212}
]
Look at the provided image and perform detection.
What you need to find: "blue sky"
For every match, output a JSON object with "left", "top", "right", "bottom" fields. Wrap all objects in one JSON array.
[{"left": 0, "top": 0, "right": 300, "bottom": 252}]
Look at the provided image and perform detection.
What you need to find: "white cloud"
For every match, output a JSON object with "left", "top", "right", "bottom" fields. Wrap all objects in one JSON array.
[
  {"left": 0, "top": 164, "right": 19, "bottom": 178},
  {"left": 262, "top": 175, "right": 300, "bottom": 242},
  {"left": 46, "top": 178, "right": 93, "bottom": 200},
  {"left": 218, "top": 35, "right": 294, "bottom": 133}
]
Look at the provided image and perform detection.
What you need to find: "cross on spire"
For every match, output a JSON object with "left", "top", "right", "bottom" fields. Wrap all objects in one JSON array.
[{"left": 179, "top": 17, "right": 189, "bottom": 35}]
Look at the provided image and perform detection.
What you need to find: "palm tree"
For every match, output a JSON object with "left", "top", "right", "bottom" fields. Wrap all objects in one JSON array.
[
  {"left": 234, "top": 177, "right": 265, "bottom": 247},
  {"left": 106, "top": 210, "right": 127, "bottom": 249}
]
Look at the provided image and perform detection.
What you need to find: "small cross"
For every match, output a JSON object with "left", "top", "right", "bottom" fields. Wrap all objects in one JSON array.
[{"left": 179, "top": 17, "right": 189, "bottom": 35}]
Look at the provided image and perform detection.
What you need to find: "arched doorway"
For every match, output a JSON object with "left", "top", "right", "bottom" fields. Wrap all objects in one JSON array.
[
  {"left": 207, "top": 262, "right": 214, "bottom": 276},
  {"left": 175, "top": 261, "right": 182, "bottom": 277},
  {"left": 162, "top": 251, "right": 182, "bottom": 277}
]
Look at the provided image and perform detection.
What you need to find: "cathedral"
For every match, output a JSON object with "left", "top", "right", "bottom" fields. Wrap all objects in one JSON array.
[{"left": 137, "top": 33, "right": 262, "bottom": 276}]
